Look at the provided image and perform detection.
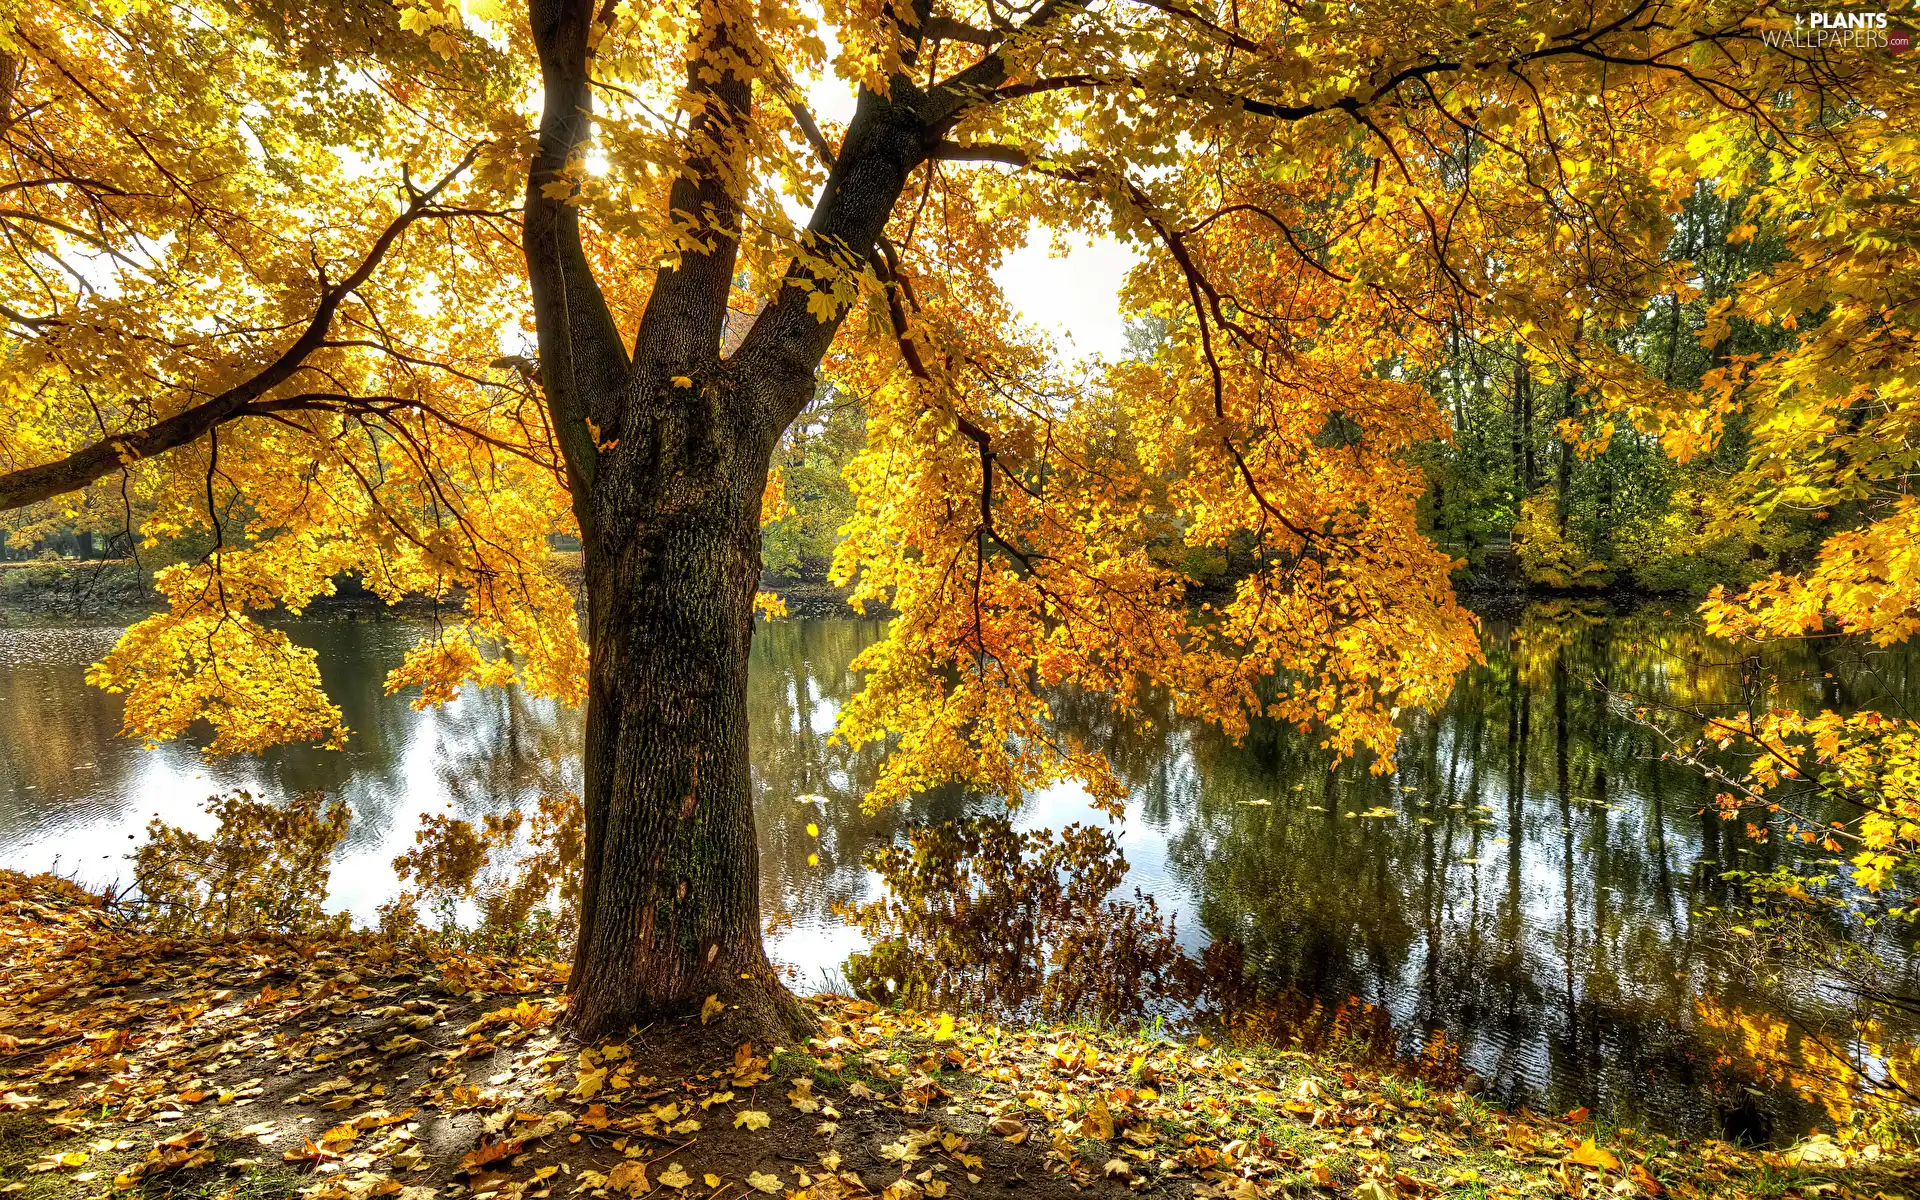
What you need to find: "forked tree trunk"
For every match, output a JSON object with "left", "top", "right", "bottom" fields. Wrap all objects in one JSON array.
[
  {"left": 564, "top": 382, "right": 800, "bottom": 1040},
  {"left": 521, "top": 0, "right": 986, "bottom": 1040}
]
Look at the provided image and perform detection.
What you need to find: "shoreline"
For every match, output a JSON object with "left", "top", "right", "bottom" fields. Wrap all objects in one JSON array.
[{"left": 0, "top": 557, "right": 1704, "bottom": 629}]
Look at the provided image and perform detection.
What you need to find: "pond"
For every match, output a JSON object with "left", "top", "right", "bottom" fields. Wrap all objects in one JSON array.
[{"left": 2, "top": 605, "right": 1917, "bottom": 1140}]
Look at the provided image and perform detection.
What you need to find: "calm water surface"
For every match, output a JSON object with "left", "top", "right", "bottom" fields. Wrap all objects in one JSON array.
[{"left": 3, "top": 606, "right": 1917, "bottom": 1137}]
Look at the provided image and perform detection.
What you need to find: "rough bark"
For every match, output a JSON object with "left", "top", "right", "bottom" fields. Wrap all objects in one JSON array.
[{"left": 566, "top": 371, "right": 802, "bottom": 1039}]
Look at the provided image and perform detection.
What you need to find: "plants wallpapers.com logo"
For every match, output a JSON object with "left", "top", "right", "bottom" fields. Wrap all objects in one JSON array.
[{"left": 1760, "top": 10, "right": 1912, "bottom": 51}]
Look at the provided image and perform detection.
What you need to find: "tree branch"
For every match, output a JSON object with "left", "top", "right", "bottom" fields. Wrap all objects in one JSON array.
[
  {"left": 929, "top": 140, "right": 1029, "bottom": 166},
  {"left": 921, "top": 0, "right": 1079, "bottom": 127},
  {"left": 922, "top": 15, "right": 1003, "bottom": 46},
  {"left": 736, "top": 0, "right": 1083, "bottom": 430},
  {"left": 524, "top": 0, "right": 631, "bottom": 504},
  {"left": 629, "top": 11, "right": 755, "bottom": 375},
  {"left": 0, "top": 152, "right": 481, "bottom": 513}
]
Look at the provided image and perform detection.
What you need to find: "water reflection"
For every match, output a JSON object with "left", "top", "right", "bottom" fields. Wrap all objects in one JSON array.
[
  {"left": 1, "top": 605, "right": 1916, "bottom": 1136},
  {"left": 0, "top": 620, "right": 581, "bottom": 918}
]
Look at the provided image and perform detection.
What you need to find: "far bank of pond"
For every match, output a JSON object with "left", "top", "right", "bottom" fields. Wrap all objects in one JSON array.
[{"left": 1, "top": 603, "right": 1916, "bottom": 1141}]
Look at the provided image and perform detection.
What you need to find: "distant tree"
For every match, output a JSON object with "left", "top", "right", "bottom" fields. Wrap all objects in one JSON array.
[{"left": 762, "top": 390, "right": 865, "bottom": 586}]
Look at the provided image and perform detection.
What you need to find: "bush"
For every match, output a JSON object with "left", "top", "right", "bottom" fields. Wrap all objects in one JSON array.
[{"left": 1511, "top": 492, "right": 1611, "bottom": 589}]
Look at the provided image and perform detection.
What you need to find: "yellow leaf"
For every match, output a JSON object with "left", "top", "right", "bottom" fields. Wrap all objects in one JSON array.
[
  {"left": 700, "top": 995, "right": 725, "bottom": 1025},
  {"left": 746, "top": 1171, "right": 783, "bottom": 1193},
  {"left": 1083, "top": 1096, "right": 1114, "bottom": 1140},
  {"left": 607, "top": 1161, "right": 650, "bottom": 1194},
  {"left": 1566, "top": 1137, "right": 1621, "bottom": 1172},
  {"left": 735, "top": 1110, "right": 771, "bottom": 1130},
  {"left": 932, "top": 1013, "right": 955, "bottom": 1042},
  {"left": 657, "top": 1164, "right": 692, "bottom": 1190}
]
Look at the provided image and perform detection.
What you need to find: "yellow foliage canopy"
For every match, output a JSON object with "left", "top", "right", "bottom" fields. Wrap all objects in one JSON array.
[{"left": 0, "top": 0, "right": 1911, "bottom": 815}]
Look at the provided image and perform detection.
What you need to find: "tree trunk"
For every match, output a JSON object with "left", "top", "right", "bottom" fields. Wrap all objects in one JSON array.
[
  {"left": 1521, "top": 363, "right": 1537, "bottom": 494},
  {"left": 520, "top": 0, "right": 1043, "bottom": 1039},
  {"left": 1555, "top": 324, "right": 1583, "bottom": 533},
  {"left": 565, "top": 381, "right": 799, "bottom": 1040},
  {"left": 1555, "top": 375, "right": 1576, "bottom": 532},
  {"left": 1509, "top": 356, "right": 1531, "bottom": 497}
]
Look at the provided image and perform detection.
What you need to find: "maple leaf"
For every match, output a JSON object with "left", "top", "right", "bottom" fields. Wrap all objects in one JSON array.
[
  {"left": 456, "top": 1138, "right": 525, "bottom": 1174},
  {"left": 607, "top": 1161, "right": 651, "bottom": 1194},
  {"left": 736, "top": 1110, "right": 772, "bottom": 1130},
  {"left": 1565, "top": 1137, "right": 1620, "bottom": 1172},
  {"left": 1081, "top": 1097, "right": 1115, "bottom": 1140},
  {"left": 655, "top": 1163, "right": 692, "bottom": 1190},
  {"left": 788, "top": 1079, "right": 821, "bottom": 1113}
]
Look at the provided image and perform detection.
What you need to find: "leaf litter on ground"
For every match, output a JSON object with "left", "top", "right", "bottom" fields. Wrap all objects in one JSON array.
[{"left": 0, "top": 872, "right": 1914, "bottom": 1200}]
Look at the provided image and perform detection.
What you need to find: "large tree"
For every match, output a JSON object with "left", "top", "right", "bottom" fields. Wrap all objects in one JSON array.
[{"left": 0, "top": 0, "right": 1902, "bottom": 1036}]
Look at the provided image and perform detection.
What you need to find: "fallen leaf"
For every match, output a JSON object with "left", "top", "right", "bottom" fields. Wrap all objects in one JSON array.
[
  {"left": 26, "top": 1150, "right": 87, "bottom": 1173},
  {"left": 657, "top": 1163, "right": 692, "bottom": 1190},
  {"left": 607, "top": 1160, "right": 650, "bottom": 1195},
  {"left": 1083, "top": 1096, "right": 1115, "bottom": 1140},
  {"left": 735, "top": 1110, "right": 771, "bottom": 1130},
  {"left": 1566, "top": 1138, "right": 1621, "bottom": 1172},
  {"left": 1781, "top": 1136, "right": 1844, "bottom": 1167}
]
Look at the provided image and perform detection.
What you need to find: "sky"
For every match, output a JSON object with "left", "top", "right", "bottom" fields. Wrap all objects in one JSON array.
[{"left": 992, "top": 233, "right": 1141, "bottom": 364}]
